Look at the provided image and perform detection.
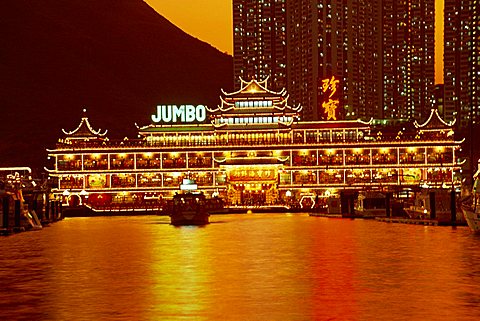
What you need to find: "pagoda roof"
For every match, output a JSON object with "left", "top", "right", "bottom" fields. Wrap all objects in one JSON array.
[
  {"left": 208, "top": 77, "right": 302, "bottom": 114},
  {"left": 62, "top": 110, "right": 107, "bottom": 139},
  {"left": 221, "top": 76, "right": 285, "bottom": 97},
  {"left": 414, "top": 109, "right": 455, "bottom": 130}
]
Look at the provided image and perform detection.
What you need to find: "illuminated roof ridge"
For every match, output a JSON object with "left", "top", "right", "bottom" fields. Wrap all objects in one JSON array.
[
  {"left": 62, "top": 109, "right": 108, "bottom": 137},
  {"left": 357, "top": 117, "right": 374, "bottom": 125},
  {"left": 220, "top": 76, "right": 285, "bottom": 96},
  {"left": 210, "top": 78, "right": 301, "bottom": 115},
  {"left": 414, "top": 108, "right": 456, "bottom": 129},
  {"left": 272, "top": 95, "right": 302, "bottom": 112}
]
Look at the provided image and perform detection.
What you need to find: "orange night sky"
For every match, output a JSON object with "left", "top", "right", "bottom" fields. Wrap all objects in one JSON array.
[{"left": 146, "top": 0, "right": 444, "bottom": 84}]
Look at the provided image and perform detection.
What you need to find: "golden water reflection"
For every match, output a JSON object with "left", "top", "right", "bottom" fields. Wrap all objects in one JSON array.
[{"left": 1, "top": 215, "right": 480, "bottom": 320}]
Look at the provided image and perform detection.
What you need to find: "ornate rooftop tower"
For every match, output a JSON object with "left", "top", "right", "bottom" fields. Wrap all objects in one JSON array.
[{"left": 207, "top": 77, "right": 302, "bottom": 127}]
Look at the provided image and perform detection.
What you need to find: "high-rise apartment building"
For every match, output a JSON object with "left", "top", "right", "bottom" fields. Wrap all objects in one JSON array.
[
  {"left": 284, "top": 0, "right": 316, "bottom": 120},
  {"left": 382, "top": 0, "right": 435, "bottom": 121},
  {"left": 471, "top": 0, "right": 480, "bottom": 126},
  {"left": 287, "top": 0, "right": 382, "bottom": 121},
  {"left": 233, "top": 0, "right": 287, "bottom": 92},
  {"left": 444, "top": 0, "right": 471, "bottom": 128},
  {"left": 233, "top": 0, "right": 434, "bottom": 122}
]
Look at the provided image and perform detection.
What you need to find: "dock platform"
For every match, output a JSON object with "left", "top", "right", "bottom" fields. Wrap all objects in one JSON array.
[
  {"left": 376, "top": 217, "right": 439, "bottom": 226},
  {"left": 309, "top": 213, "right": 343, "bottom": 218}
]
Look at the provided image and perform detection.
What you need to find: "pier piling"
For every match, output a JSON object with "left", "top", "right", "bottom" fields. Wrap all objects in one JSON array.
[
  {"left": 429, "top": 191, "right": 436, "bottom": 220},
  {"left": 450, "top": 189, "right": 456, "bottom": 226},
  {"left": 2, "top": 197, "right": 8, "bottom": 228},
  {"left": 386, "top": 192, "right": 391, "bottom": 218}
]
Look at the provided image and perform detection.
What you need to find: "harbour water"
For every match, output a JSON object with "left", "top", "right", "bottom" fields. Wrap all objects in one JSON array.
[{"left": 1, "top": 214, "right": 480, "bottom": 320}]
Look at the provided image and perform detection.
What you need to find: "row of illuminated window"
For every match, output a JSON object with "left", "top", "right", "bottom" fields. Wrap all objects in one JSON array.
[
  {"left": 281, "top": 168, "right": 456, "bottom": 185},
  {"left": 58, "top": 167, "right": 458, "bottom": 190},
  {"left": 56, "top": 125, "right": 454, "bottom": 152},
  {"left": 59, "top": 172, "right": 214, "bottom": 189},
  {"left": 235, "top": 100, "right": 273, "bottom": 108},
  {"left": 216, "top": 116, "right": 292, "bottom": 125},
  {"left": 56, "top": 147, "right": 455, "bottom": 171}
]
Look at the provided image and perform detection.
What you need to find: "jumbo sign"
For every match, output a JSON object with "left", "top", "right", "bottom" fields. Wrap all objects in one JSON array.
[{"left": 151, "top": 105, "right": 207, "bottom": 123}]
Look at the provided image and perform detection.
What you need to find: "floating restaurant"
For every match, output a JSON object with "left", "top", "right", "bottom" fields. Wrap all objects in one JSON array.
[{"left": 46, "top": 77, "right": 464, "bottom": 211}]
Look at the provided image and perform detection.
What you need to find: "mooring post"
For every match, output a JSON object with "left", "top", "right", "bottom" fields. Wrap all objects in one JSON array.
[
  {"left": 386, "top": 192, "right": 391, "bottom": 218},
  {"left": 340, "top": 191, "right": 346, "bottom": 215},
  {"left": 429, "top": 191, "right": 436, "bottom": 220},
  {"left": 52, "top": 201, "right": 57, "bottom": 220},
  {"left": 2, "top": 197, "right": 9, "bottom": 228},
  {"left": 57, "top": 201, "right": 62, "bottom": 220},
  {"left": 349, "top": 194, "right": 355, "bottom": 216},
  {"left": 450, "top": 189, "right": 457, "bottom": 226}
]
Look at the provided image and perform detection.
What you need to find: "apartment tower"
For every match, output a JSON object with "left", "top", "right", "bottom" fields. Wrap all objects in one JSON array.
[
  {"left": 382, "top": 0, "right": 435, "bottom": 121},
  {"left": 471, "top": 0, "right": 480, "bottom": 126},
  {"left": 233, "top": 0, "right": 434, "bottom": 122},
  {"left": 286, "top": 0, "right": 383, "bottom": 121},
  {"left": 233, "top": 0, "right": 287, "bottom": 92},
  {"left": 443, "top": 0, "right": 471, "bottom": 128}
]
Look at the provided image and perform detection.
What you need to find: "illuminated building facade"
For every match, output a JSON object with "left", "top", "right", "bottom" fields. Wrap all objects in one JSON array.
[
  {"left": 234, "top": 1, "right": 434, "bottom": 123},
  {"left": 444, "top": 0, "right": 471, "bottom": 128},
  {"left": 233, "top": 0, "right": 287, "bottom": 92},
  {"left": 286, "top": 0, "right": 383, "bottom": 121},
  {"left": 46, "top": 79, "right": 463, "bottom": 210},
  {"left": 382, "top": 0, "right": 435, "bottom": 120},
  {"left": 471, "top": 0, "right": 480, "bottom": 126}
]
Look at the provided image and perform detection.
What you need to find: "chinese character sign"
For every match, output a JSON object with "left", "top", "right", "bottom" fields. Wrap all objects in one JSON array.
[
  {"left": 322, "top": 99, "right": 339, "bottom": 121},
  {"left": 320, "top": 76, "right": 341, "bottom": 120},
  {"left": 322, "top": 76, "right": 339, "bottom": 98},
  {"left": 228, "top": 169, "right": 276, "bottom": 182}
]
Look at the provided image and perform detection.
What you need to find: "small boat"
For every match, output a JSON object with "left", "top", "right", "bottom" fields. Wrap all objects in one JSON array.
[
  {"left": 404, "top": 189, "right": 460, "bottom": 224},
  {"left": 404, "top": 192, "right": 429, "bottom": 219},
  {"left": 462, "top": 203, "right": 480, "bottom": 232},
  {"left": 1, "top": 186, "right": 43, "bottom": 231},
  {"left": 462, "top": 169, "right": 480, "bottom": 232},
  {"left": 170, "top": 192, "right": 210, "bottom": 226},
  {"left": 354, "top": 191, "right": 387, "bottom": 218}
]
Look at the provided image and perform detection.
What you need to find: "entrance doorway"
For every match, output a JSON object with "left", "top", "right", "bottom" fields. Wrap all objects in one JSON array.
[
  {"left": 227, "top": 183, "right": 278, "bottom": 206},
  {"left": 224, "top": 165, "right": 279, "bottom": 206},
  {"left": 67, "top": 194, "right": 81, "bottom": 207},
  {"left": 242, "top": 187, "right": 266, "bottom": 206}
]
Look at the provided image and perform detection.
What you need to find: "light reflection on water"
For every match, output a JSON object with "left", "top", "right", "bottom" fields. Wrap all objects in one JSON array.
[{"left": 1, "top": 214, "right": 480, "bottom": 320}]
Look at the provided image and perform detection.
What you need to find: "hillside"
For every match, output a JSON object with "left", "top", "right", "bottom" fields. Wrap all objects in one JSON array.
[{"left": 0, "top": 0, "right": 233, "bottom": 171}]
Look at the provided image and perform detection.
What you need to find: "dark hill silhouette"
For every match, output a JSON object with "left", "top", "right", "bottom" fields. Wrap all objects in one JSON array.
[{"left": 0, "top": 0, "right": 233, "bottom": 171}]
